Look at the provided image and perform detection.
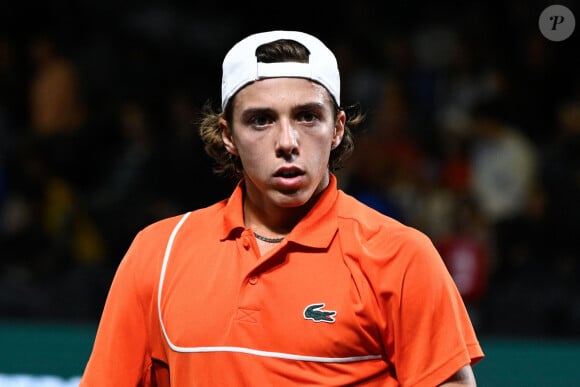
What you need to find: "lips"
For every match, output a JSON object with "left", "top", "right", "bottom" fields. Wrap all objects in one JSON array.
[
  {"left": 273, "top": 166, "right": 305, "bottom": 188},
  {"left": 274, "top": 166, "right": 305, "bottom": 178}
]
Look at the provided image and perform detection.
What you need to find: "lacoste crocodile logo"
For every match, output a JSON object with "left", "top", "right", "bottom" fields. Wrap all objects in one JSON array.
[{"left": 303, "top": 303, "right": 336, "bottom": 323}]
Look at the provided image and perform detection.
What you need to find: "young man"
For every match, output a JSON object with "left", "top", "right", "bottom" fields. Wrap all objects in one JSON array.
[{"left": 80, "top": 30, "right": 483, "bottom": 386}]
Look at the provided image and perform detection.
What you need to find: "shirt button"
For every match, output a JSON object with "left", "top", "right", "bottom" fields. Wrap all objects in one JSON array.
[
  {"left": 242, "top": 237, "right": 250, "bottom": 249},
  {"left": 248, "top": 276, "right": 258, "bottom": 285}
]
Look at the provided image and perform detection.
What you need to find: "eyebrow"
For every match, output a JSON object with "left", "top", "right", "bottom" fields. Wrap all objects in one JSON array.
[
  {"left": 294, "top": 102, "right": 326, "bottom": 112},
  {"left": 240, "top": 107, "right": 274, "bottom": 119},
  {"left": 241, "top": 102, "right": 326, "bottom": 117}
]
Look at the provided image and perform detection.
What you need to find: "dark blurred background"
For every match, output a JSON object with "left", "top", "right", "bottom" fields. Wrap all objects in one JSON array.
[{"left": 0, "top": 0, "right": 579, "bottom": 340}]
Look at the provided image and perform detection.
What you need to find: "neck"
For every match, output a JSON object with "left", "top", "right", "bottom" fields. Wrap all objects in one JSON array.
[
  {"left": 243, "top": 197, "right": 304, "bottom": 237},
  {"left": 242, "top": 174, "right": 331, "bottom": 237}
]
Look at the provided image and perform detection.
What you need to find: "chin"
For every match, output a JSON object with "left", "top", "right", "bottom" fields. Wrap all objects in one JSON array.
[{"left": 273, "top": 189, "right": 312, "bottom": 208}]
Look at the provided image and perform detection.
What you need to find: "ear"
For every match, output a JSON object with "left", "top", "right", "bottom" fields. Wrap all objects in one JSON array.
[
  {"left": 220, "top": 117, "right": 239, "bottom": 156},
  {"left": 331, "top": 110, "right": 346, "bottom": 150}
]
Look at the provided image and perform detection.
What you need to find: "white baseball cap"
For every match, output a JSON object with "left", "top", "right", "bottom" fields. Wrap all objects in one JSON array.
[{"left": 221, "top": 30, "right": 340, "bottom": 110}]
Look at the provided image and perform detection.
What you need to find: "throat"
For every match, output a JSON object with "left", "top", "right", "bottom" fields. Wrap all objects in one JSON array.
[{"left": 253, "top": 232, "right": 285, "bottom": 243}]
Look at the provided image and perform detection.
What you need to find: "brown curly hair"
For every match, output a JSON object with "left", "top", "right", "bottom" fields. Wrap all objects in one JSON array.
[{"left": 198, "top": 38, "right": 364, "bottom": 180}]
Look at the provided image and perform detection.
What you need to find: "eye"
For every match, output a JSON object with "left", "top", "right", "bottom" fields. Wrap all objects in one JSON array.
[
  {"left": 296, "top": 111, "right": 318, "bottom": 123},
  {"left": 248, "top": 114, "right": 273, "bottom": 128}
]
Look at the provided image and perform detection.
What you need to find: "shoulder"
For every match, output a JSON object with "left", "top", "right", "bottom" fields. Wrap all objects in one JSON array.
[
  {"left": 140, "top": 200, "right": 227, "bottom": 237},
  {"left": 335, "top": 190, "right": 440, "bottom": 274},
  {"left": 336, "top": 190, "right": 431, "bottom": 246},
  {"left": 124, "top": 200, "right": 228, "bottom": 266},
  {"left": 109, "top": 200, "right": 228, "bottom": 296}
]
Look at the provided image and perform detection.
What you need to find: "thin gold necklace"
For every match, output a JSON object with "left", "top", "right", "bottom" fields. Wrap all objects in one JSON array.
[{"left": 253, "top": 232, "right": 285, "bottom": 243}]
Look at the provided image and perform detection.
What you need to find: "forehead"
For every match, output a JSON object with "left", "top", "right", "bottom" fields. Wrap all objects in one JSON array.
[{"left": 233, "top": 77, "right": 333, "bottom": 110}]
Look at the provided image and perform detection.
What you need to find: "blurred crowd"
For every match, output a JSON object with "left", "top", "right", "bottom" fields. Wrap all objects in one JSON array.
[{"left": 0, "top": 1, "right": 579, "bottom": 337}]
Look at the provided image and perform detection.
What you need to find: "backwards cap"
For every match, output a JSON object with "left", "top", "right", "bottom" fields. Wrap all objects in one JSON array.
[{"left": 221, "top": 30, "right": 340, "bottom": 110}]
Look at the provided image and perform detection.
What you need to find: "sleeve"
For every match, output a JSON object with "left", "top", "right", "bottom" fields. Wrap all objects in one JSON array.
[
  {"left": 79, "top": 233, "right": 155, "bottom": 387},
  {"left": 385, "top": 229, "right": 484, "bottom": 387}
]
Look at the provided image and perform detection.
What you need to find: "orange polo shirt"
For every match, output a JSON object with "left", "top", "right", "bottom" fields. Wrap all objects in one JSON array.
[{"left": 80, "top": 175, "right": 483, "bottom": 386}]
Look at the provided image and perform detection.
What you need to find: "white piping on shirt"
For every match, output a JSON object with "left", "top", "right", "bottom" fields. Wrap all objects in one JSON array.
[{"left": 157, "top": 212, "right": 383, "bottom": 364}]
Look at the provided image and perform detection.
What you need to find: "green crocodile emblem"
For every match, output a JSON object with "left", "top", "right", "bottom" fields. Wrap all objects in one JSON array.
[{"left": 303, "top": 303, "right": 336, "bottom": 323}]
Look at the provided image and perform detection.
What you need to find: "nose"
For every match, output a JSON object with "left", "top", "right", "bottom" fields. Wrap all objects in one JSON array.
[{"left": 275, "top": 119, "right": 298, "bottom": 158}]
